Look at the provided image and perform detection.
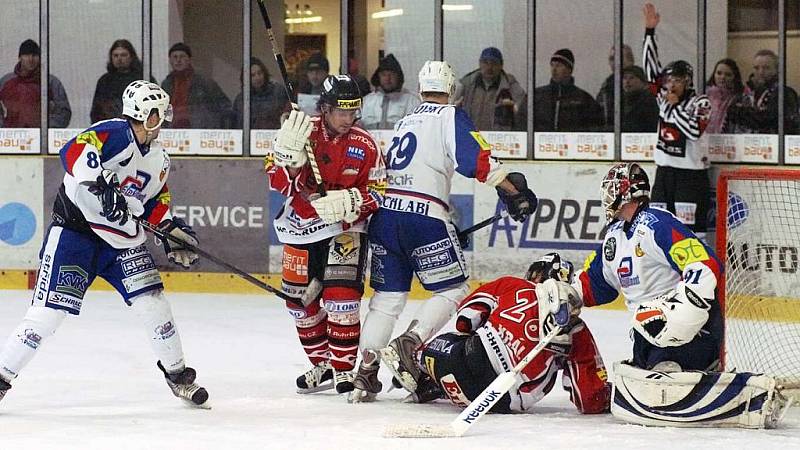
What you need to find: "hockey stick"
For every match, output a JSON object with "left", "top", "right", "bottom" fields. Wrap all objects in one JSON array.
[
  {"left": 384, "top": 324, "right": 563, "bottom": 438},
  {"left": 135, "top": 217, "right": 303, "bottom": 307},
  {"left": 255, "top": 0, "right": 326, "bottom": 196},
  {"left": 456, "top": 210, "right": 508, "bottom": 243}
]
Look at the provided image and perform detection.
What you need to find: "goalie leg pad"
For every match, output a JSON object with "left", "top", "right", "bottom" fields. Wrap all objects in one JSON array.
[
  {"left": 611, "top": 361, "right": 789, "bottom": 429},
  {"left": 0, "top": 306, "right": 67, "bottom": 381}
]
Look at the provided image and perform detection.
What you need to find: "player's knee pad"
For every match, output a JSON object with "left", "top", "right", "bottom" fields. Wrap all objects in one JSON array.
[
  {"left": 433, "top": 282, "right": 470, "bottom": 306},
  {"left": 360, "top": 291, "right": 408, "bottom": 351},
  {"left": 287, "top": 300, "right": 327, "bottom": 329},
  {"left": 21, "top": 306, "right": 67, "bottom": 339},
  {"left": 323, "top": 298, "right": 361, "bottom": 326},
  {"left": 412, "top": 283, "right": 470, "bottom": 341},
  {"left": 611, "top": 361, "right": 789, "bottom": 428},
  {"left": 129, "top": 290, "right": 185, "bottom": 372}
]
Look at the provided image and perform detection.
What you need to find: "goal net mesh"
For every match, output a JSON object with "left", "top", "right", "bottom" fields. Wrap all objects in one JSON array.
[{"left": 718, "top": 169, "right": 800, "bottom": 387}]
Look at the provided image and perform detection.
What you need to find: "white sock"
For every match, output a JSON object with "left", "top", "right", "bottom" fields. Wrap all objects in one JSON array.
[
  {"left": 0, "top": 306, "right": 67, "bottom": 381},
  {"left": 130, "top": 290, "right": 186, "bottom": 374}
]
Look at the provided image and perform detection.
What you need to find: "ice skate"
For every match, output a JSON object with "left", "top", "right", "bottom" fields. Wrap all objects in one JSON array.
[
  {"left": 349, "top": 351, "right": 383, "bottom": 403},
  {"left": 0, "top": 376, "right": 11, "bottom": 403},
  {"left": 296, "top": 361, "right": 333, "bottom": 394},
  {"left": 379, "top": 330, "right": 423, "bottom": 392},
  {"left": 334, "top": 369, "right": 355, "bottom": 394},
  {"left": 158, "top": 361, "right": 209, "bottom": 409}
]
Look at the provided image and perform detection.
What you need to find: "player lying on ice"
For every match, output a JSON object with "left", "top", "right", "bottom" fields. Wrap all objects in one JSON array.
[
  {"left": 0, "top": 80, "right": 208, "bottom": 408},
  {"left": 575, "top": 162, "right": 790, "bottom": 428},
  {"left": 381, "top": 252, "right": 611, "bottom": 415}
]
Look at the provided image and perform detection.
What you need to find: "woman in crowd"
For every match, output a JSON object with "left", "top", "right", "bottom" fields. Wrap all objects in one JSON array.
[
  {"left": 705, "top": 58, "right": 752, "bottom": 134},
  {"left": 233, "top": 57, "right": 290, "bottom": 129}
]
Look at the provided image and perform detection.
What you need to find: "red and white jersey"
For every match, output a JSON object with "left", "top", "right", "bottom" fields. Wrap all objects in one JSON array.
[
  {"left": 266, "top": 117, "right": 386, "bottom": 244},
  {"left": 457, "top": 276, "right": 556, "bottom": 411}
]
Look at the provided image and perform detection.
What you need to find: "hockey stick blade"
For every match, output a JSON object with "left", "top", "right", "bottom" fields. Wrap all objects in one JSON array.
[{"left": 383, "top": 325, "right": 562, "bottom": 438}]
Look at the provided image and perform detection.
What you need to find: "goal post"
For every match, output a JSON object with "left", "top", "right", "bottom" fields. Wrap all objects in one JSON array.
[{"left": 716, "top": 168, "right": 800, "bottom": 390}]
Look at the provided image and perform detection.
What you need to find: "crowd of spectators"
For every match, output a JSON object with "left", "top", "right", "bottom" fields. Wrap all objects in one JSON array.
[{"left": 0, "top": 36, "right": 798, "bottom": 135}]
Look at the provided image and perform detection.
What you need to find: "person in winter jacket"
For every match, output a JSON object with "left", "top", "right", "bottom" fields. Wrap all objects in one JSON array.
[
  {"left": 0, "top": 39, "right": 71, "bottom": 128},
  {"left": 233, "top": 57, "right": 290, "bottom": 129},
  {"left": 360, "top": 54, "right": 420, "bottom": 130},
  {"left": 533, "top": 48, "right": 603, "bottom": 132},
  {"left": 90, "top": 39, "right": 148, "bottom": 123}
]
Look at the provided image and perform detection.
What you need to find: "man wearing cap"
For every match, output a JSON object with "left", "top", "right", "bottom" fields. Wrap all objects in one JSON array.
[
  {"left": 160, "top": 42, "right": 231, "bottom": 129},
  {"left": 360, "top": 54, "right": 420, "bottom": 130},
  {"left": 454, "top": 47, "right": 527, "bottom": 131},
  {"left": 621, "top": 65, "right": 658, "bottom": 132},
  {"left": 0, "top": 39, "right": 71, "bottom": 128},
  {"left": 533, "top": 48, "right": 603, "bottom": 132}
]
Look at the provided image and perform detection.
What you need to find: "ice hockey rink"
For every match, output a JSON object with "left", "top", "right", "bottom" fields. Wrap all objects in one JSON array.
[{"left": 0, "top": 290, "right": 797, "bottom": 450}]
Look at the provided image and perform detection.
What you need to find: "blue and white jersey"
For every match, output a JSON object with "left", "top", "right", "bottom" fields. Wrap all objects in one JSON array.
[
  {"left": 59, "top": 119, "right": 172, "bottom": 249},
  {"left": 574, "top": 206, "right": 722, "bottom": 310},
  {"left": 382, "top": 102, "right": 504, "bottom": 220}
]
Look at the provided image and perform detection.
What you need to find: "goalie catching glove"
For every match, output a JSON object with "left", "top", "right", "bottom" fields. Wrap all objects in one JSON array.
[
  {"left": 497, "top": 172, "right": 538, "bottom": 222},
  {"left": 632, "top": 281, "right": 710, "bottom": 348},
  {"left": 156, "top": 217, "right": 199, "bottom": 269},
  {"left": 273, "top": 110, "right": 313, "bottom": 168},
  {"left": 310, "top": 188, "right": 363, "bottom": 224},
  {"left": 88, "top": 169, "right": 129, "bottom": 225}
]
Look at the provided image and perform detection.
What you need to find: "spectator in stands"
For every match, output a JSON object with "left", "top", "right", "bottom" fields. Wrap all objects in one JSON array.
[
  {"left": 360, "top": 54, "right": 420, "bottom": 130},
  {"left": 0, "top": 39, "right": 71, "bottom": 128},
  {"left": 348, "top": 57, "right": 371, "bottom": 97},
  {"left": 597, "top": 44, "right": 635, "bottom": 129},
  {"left": 90, "top": 39, "right": 146, "bottom": 123},
  {"left": 161, "top": 42, "right": 232, "bottom": 129},
  {"left": 727, "top": 49, "right": 800, "bottom": 134},
  {"left": 534, "top": 48, "right": 603, "bottom": 132},
  {"left": 454, "top": 47, "right": 527, "bottom": 131},
  {"left": 621, "top": 65, "right": 659, "bottom": 132},
  {"left": 705, "top": 58, "right": 752, "bottom": 134},
  {"left": 233, "top": 57, "right": 290, "bottom": 129},
  {"left": 296, "top": 53, "right": 329, "bottom": 96}
]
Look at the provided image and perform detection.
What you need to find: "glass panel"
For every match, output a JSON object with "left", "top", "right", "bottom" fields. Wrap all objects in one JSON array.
[
  {"left": 445, "top": 0, "right": 528, "bottom": 133},
  {"left": 246, "top": 0, "right": 291, "bottom": 130},
  {"left": 352, "top": 0, "right": 433, "bottom": 131},
  {"left": 788, "top": 6, "right": 800, "bottom": 163},
  {"left": 152, "top": 0, "right": 241, "bottom": 130},
  {"left": 0, "top": 0, "right": 40, "bottom": 140},
  {"left": 49, "top": 0, "right": 142, "bottom": 130}
]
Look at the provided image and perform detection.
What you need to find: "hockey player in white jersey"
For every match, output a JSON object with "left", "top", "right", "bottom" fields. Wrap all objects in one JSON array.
[
  {"left": 350, "top": 61, "right": 538, "bottom": 402},
  {"left": 574, "top": 162, "right": 789, "bottom": 428},
  {"left": 0, "top": 80, "right": 208, "bottom": 408}
]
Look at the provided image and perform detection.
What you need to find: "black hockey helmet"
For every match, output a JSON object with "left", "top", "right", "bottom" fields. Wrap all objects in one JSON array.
[
  {"left": 525, "top": 252, "right": 575, "bottom": 284},
  {"left": 318, "top": 75, "right": 362, "bottom": 110},
  {"left": 663, "top": 60, "right": 693, "bottom": 84}
]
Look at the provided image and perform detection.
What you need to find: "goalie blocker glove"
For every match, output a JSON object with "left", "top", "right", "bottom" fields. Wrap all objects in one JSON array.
[
  {"left": 88, "top": 169, "right": 129, "bottom": 225},
  {"left": 156, "top": 217, "right": 199, "bottom": 269},
  {"left": 497, "top": 172, "right": 538, "bottom": 222}
]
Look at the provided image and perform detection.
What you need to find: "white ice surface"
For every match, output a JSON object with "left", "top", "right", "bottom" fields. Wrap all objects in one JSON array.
[{"left": 0, "top": 290, "right": 797, "bottom": 450}]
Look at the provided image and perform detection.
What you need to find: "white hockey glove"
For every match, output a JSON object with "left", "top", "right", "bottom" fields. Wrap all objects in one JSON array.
[
  {"left": 273, "top": 110, "right": 312, "bottom": 168},
  {"left": 156, "top": 218, "right": 199, "bottom": 269},
  {"left": 310, "top": 188, "right": 363, "bottom": 224},
  {"left": 632, "top": 282, "right": 709, "bottom": 348}
]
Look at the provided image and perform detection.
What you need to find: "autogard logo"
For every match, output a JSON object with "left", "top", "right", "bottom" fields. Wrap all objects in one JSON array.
[{"left": 0, "top": 202, "right": 37, "bottom": 246}]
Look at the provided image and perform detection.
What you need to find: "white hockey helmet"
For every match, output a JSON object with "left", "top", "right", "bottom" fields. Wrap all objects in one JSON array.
[
  {"left": 632, "top": 282, "right": 710, "bottom": 348},
  {"left": 418, "top": 60, "right": 456, "bottom": 99},
  {"left": 122, "top": 80, "right": 173, "bottom": 131},
  {"left": 601, "top": 162, "right": 651, "bottom": 223}
]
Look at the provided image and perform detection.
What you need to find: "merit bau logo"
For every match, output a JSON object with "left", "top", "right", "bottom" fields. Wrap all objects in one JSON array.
[{"left": 0, "top": 202, "right": 36, "bottom": 246}]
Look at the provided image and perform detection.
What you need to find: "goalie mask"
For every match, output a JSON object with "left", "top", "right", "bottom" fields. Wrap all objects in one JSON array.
[
  {"left": 632, "top": 282, "right": 710, "bottom": 348},
  {"left": 526, "top": 252, "right": 574, "bottom": 284},
  {"left": 601, "top": 163, "right": 650, "bottom": 223},
  {"left": 122, "top": 80, "right": 173, "bottom": 131}
]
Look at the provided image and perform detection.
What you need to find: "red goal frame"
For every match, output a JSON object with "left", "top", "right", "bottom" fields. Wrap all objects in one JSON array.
[{"left": 715, "top": 168, "right": 800, "bottom": 370}]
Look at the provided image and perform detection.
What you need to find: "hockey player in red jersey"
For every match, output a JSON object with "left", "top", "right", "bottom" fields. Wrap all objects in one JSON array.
[
  {"left": 266, "top": 75, "right": 386, "bottom": 395},
  {"left": 386, "top": 253, "right": 611, "bottom": 414}
]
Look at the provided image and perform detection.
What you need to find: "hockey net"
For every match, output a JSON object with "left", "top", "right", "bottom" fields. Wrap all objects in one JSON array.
[{"left": 717, "top": 168, "right": 800, "bottom": 389}]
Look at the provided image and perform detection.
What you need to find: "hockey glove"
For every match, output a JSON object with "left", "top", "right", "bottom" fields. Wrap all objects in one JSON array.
[
  {"left": 157, "top": 217, "right": 199, "bottom": 269},
  {"left": 273, "top": 110, "right": 312, "bottom": 168},
  {"left": 497, "top": 172, "right": 538, "bottom": 222},
  {"left": 88, "top": 169, "right": 129, "bottom": 225},
  {"left": 310, "top": 188, "right": 364, "bottom": 224}
]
